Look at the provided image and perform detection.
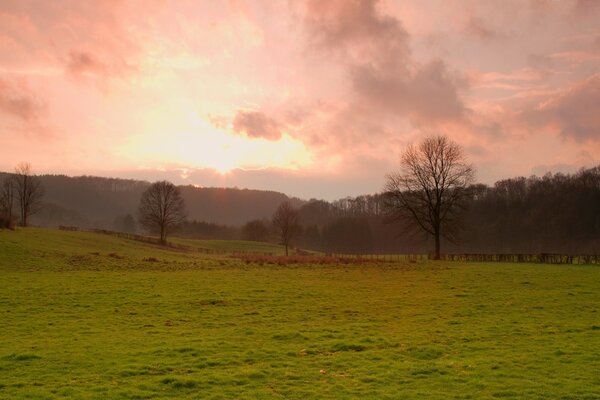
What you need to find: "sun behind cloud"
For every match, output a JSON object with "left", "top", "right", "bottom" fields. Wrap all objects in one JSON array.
[{"left": 115, "top": 110, "right": 312, "bottom": 174}]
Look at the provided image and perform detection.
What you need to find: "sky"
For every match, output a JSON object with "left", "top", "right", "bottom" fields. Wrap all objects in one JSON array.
[{"left": 0, "top": 0, "right": 599, "bottom": 200}]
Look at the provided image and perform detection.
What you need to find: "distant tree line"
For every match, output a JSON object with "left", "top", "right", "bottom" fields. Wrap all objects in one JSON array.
[
  {"left": 284, "top": 166, "right": 600, "bottom": 255},
  {"left": 460, "top": 167, "right": 600, "bottom": 254}
]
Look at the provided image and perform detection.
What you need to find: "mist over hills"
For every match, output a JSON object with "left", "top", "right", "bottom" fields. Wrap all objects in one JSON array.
[{"left": 0, "top": 172, "right": 303, "bottom": 228}]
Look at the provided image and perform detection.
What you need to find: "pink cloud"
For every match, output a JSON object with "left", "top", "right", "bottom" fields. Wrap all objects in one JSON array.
[
  {"left": 523, "top": 74, "right": 600, "bottom": 141},
  {"left": 0, "top": 78, "right": 45, "bottom": 122},
  {"left": 66, "top": 51, "right": 108, "bottom": 76},
  {"left": 462, "top": 16, "right": 501, "bottom": 41},
  {"left": 287, "top": 0, "right": 468, "bottom": 154},
  {"left": 350, "top": 59, "right": 467, "bottom": 124},
  {"left": 233, "top": 111, "right": 282, "bottom": 141}
]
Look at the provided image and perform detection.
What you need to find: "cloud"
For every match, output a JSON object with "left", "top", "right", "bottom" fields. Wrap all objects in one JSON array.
[
  {"left": 233, "top": 110, "right": 282, "bottom": 140},
  {"left": 0, "top": 1, "right": 142, "bottom": 84},
  {"left": 522, "top": 74, "right": 600, "bottom": 141},
  {"left": 300, "top": 0, "right": 466, "bottom": 127},
  {"left": 548, "top": 50, "right": 600, "bottom": 64},
  {"left": 574, "top": 0, "right": 600, "bottom": 15},
  {"left": 278, "top": 0, "right": 470, "bottom": 160},
  {"left": 463, "top": 16, "right": 500, "bottom": 41},
  {"left": 66, "top": 51, "right": 108, "bottom": 77},
  {"left": 351, "top": 59, "right": 467, "bottom": 124},
  {"left": 2, "top": 0, "right": 599, "bottom": 197},
  {"left": 303, "top": 0, "right": 409, "bottom": 66},
  {"left": 0, "top": 78, "right": 45, "bottom": 122}
]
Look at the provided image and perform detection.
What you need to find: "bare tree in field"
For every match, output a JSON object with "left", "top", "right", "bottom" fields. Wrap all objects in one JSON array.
[
  {"left": 384, "top": 135, "right": 475, "bottom": 260},
  {"left": 0, "top": 178, "right": 15, "bottom": 222},
  {"left": 272, "top": 201, "right": 301, "bottom": 256},
  {"left": 138, "top": 181, "right": 187, "bottom": 244},
  {"left": 13, "top": 163, "right": 44, "bottom": 227}
]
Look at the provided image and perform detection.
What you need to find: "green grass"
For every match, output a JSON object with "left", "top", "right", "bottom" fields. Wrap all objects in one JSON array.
[
  {"left": 1, "top": 228, "right": 599, "bottom": 399},
  {"left": 169, "top": 237, "right": 290, "bottom": 255}
]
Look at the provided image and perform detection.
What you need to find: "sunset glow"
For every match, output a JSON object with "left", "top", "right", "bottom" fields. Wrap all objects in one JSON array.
[
  {"left": 0, "top": 0, "right": 599, "bottom": 198},
  {"left": 116, "top": 112, "right": 313, "bottom": 174}
]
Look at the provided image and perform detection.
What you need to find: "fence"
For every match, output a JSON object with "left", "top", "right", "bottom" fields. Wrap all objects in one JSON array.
[{"left": 441, "top": 253, "right": 600, "bottom": 265}]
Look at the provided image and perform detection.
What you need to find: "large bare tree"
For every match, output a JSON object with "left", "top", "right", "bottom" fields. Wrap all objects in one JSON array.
[
  {"left": 138, "top": 181, "right": 187, "bottom": 244},
  {"left": 272, "top": 201, "right": 301, "bottom": 256},
  {"left": 13, "top": 163, "right": 44, "bottom": 227},
  {"left": 384, "top": 135, "right": 475, "bottom": 259}
]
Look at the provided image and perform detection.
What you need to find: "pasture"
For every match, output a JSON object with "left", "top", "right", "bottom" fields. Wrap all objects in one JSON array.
[{"left": 0, "top": 229, "right": 599, "bottom": 399}]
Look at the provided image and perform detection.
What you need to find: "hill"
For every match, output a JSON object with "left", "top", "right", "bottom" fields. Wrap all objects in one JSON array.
[{"left": 0, "top": 172, "right": 304, "bottom": 228}]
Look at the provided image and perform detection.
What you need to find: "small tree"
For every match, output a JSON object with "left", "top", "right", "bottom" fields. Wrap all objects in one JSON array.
[
  {"left": 13, "top": 162, "right": 44, "bottom": 227},
  {"left": 384, "top": 135, "right": 475, "bottom": 259},
  {"left": 138, "top": 181, "right": 187, "bottom": 244},
  {"left": 272, "top": 201, "right": 301, "bottom": 256}
]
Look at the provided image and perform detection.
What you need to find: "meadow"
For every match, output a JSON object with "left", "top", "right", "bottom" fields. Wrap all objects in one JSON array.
[{"left": 0, "top": 228, "right": 599, "bottom": 399}]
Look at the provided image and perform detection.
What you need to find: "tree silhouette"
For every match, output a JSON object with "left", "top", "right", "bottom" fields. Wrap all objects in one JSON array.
[
  {"left": 13, "top": 162, "right": 44, "bottom": 227},
  {"left": 138, "top": 181, "right": 187, "bottom": 244},
  {"left": 272, "top": 201, "right": 301, "bottom": 256},
  {"left": 384, "top": 135, "right": 475, "bottom": 259}
]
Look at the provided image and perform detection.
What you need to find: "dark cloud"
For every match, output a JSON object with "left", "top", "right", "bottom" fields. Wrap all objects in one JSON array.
[
  {"left": 64, "top": 50, "right": 135, "bottom": 83},
  {"left": 233, "top": 111, "right": 282, "bottom": 140},
  {"left": 66, "top": 51, "right": 108, "bottom": 76},
  {"left": 0, "top": 78, "right": 46, "bottom": 122},
  {"left": 351, "top": 59, "right": 467, "bottom": 124},
  {"left": 300, "top": 0, "right": 466, "bottom": 130},
  {"left": 522, "top": 74, "right": 600, "bottom": 141},
  {"left": 303, "top": 0, "right": 409, "bottom": 66}
]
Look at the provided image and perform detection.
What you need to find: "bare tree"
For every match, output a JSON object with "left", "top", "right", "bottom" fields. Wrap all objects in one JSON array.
[
  {"left": 13, "top": 163, "right": 44, "bottom": 227},
  {"left": 0, "top": 178, "right": 15, "bottom": 221},
  {"left": 384, "top": 135, "right": 475, "bottom": 259},
  {"left": 138, "top": 181, "right": 187, "bottom": 244},
  {"left": 272, "top": 201, "right": 301, "bottom": 256}
]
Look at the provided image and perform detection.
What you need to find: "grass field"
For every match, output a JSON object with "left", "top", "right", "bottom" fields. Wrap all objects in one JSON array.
[
  {"left": 169, "top": 237, "right": 291, "bottom": 255},
  {"left": 1, "top": 228, "right": 599, "bottom": 399}
]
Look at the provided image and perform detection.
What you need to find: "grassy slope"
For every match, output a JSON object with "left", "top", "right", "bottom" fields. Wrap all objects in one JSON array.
[
  {"left": 169, "top": 237, "right": 289, "bottom": 255},
  {"left": 0, "top": 228, "right": 599, "bottom": 399}
]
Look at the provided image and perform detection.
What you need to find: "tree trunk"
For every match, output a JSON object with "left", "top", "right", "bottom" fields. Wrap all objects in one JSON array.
[
  {"left": 434, "top": 233, "right": 441, "bottom": 260},
  {"left": 160, "top": 224, "right": 166, "bottom": 245},
  {"left": 285, "top": 243, "right": 288, "bottom": 256}
]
